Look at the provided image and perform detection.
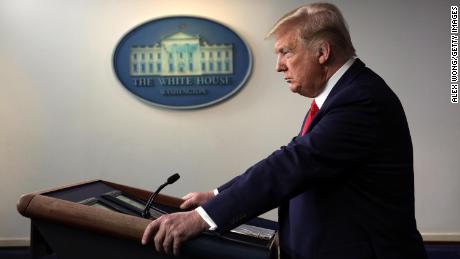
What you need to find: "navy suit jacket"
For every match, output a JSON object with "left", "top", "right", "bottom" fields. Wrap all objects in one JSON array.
[{"left": 202, "top": 59, "right": 427, "bottom": 259}]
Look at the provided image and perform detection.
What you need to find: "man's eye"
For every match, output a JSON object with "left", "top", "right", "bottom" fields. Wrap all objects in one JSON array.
[{"left": 283, "top": 51, "right": 293, "bottom": 57}]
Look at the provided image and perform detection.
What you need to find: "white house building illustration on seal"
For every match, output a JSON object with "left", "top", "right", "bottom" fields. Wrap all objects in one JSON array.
[{"left": 130, "top": 32, "right": 233, "bottom": 76}]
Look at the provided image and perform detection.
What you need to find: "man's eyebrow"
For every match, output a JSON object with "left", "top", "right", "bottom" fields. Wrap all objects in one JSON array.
[
  {"left": 275, "top": 45, "right": 295, "bottom": 54},
  {"left": 273, "top": 44, "right": 282, "bottom": 53}
]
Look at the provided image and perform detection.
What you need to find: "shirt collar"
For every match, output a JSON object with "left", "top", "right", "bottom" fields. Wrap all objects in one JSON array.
[{"left": 315, "top": 57, "right": 356, "bottom": 109}]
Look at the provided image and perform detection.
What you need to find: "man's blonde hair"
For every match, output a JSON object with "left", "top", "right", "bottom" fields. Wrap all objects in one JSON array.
[{"left": 268, "top": 3, "right": 355, "bottom": 59}]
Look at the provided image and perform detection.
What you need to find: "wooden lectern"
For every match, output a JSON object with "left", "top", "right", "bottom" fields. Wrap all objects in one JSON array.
[{"left": 17, "top": 180, "right": 278, "bottom": 259}]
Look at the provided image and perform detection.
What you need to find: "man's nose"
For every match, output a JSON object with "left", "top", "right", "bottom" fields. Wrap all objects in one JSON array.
[{"left": 275, "top": 56, "right": 286, "bottom": 72}]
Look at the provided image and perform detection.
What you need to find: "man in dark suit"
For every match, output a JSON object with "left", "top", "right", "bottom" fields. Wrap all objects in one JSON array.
[{"left": 142, "top": 3, "right": 427, "bottom": 259}]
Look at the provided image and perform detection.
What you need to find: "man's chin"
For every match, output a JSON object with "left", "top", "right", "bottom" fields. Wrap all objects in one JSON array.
[{"left": 288, "top": 85, "right": 299, "bottom": 93}]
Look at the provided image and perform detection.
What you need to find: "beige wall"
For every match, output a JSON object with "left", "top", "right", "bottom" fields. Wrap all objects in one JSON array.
[{"left": 1, "top": 0, "right": 459, "bottom": 242}]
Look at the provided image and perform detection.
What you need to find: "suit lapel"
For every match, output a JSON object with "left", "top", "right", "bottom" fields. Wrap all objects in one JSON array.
[
  {"left": 298, "top": 110, "right": 310, "bottom": 136},
  {"left": 305, "top": 59, "right": 366, "bottom": 134}
]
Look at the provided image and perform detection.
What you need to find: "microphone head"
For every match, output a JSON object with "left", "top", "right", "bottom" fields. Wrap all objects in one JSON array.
[{"left": 167, "top": 173, "right": 180, "bottom": 184}]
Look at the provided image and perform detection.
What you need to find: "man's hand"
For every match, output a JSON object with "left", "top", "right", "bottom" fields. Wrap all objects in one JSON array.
[
  {"left": 180, "top": 191, "right": 215, "bottom": 210},
  {"left": 141, "top": 210, "right": 209, "bottom": 256}
]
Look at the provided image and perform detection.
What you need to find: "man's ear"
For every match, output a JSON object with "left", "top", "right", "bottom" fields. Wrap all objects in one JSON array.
[{"left": 317, "top": 41, "right": 331, "bottom": 65}]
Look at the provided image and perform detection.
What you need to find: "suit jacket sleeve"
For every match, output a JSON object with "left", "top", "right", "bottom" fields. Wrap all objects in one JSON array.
[{"left": 202, "top": 83, "right": 380, "bottom": 232}]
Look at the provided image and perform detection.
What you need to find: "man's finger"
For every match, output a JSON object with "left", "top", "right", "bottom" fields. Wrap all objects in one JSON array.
[
  {"left": 142, "top": 220, "right": 160, "bottom": 245},
  {"left": 180, "top": 199, "right": 195, "bottom": 209},
  {"left": 181, "top": 193, "right": 194, "bottom": 200},
  {"left": 163, "top": 229, "right": 174, "bottom": 255},
  {"left": 180, "top": 193, "right": 196, "bottom": 209},
  {"left": 154, "top": 221, "right": 167, "bottom": 253},
  {"left": 173, "top": 236, "right": 182, "bottom": 256}
]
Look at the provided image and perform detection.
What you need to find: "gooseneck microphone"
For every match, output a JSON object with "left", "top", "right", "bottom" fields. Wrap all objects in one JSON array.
[{"left": 142, "top": 173, "right": 180, "bottom": 218}]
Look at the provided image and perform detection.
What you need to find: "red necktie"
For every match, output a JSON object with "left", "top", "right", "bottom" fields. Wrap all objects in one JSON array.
[{"left": 301, "top": 99, "right": 319, "bottom": 136}]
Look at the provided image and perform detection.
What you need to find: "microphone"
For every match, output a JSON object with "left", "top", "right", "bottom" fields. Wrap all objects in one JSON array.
[
  {"left": 166, "top": 173, "right": 180, "bottom": 185},
  {"left": 142, "top": 173, "right": 180, "bottom": 218}
]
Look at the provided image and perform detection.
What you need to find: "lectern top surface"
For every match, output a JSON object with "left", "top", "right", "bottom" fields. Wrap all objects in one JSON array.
[{"left": 45, "top": 181, "right": 113, "bottom": 203}]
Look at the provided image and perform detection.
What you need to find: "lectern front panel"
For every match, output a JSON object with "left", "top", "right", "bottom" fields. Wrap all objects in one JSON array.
[{"left": 18, "top": 180, "right": 277, "bottom": 259}]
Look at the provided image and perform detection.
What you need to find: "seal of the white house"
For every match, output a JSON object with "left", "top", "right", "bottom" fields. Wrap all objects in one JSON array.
[{"left": 113, "top": 16, "right": 252, "bottom": 109}]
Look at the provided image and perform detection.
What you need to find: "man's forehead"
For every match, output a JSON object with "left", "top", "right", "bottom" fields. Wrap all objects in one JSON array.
[{"left": 274, "top": 30, "right": 298, "bottom": 51}]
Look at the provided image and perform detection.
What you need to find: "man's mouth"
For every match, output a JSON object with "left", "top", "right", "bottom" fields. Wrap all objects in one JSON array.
[{"left": 285, "top": 78, "right": 292, "bottom": 83}]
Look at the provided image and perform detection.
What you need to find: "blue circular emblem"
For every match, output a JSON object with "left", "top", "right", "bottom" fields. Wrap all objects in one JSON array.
[{"left": 113, "top": 16, "right": 252, "bottom": 109}]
